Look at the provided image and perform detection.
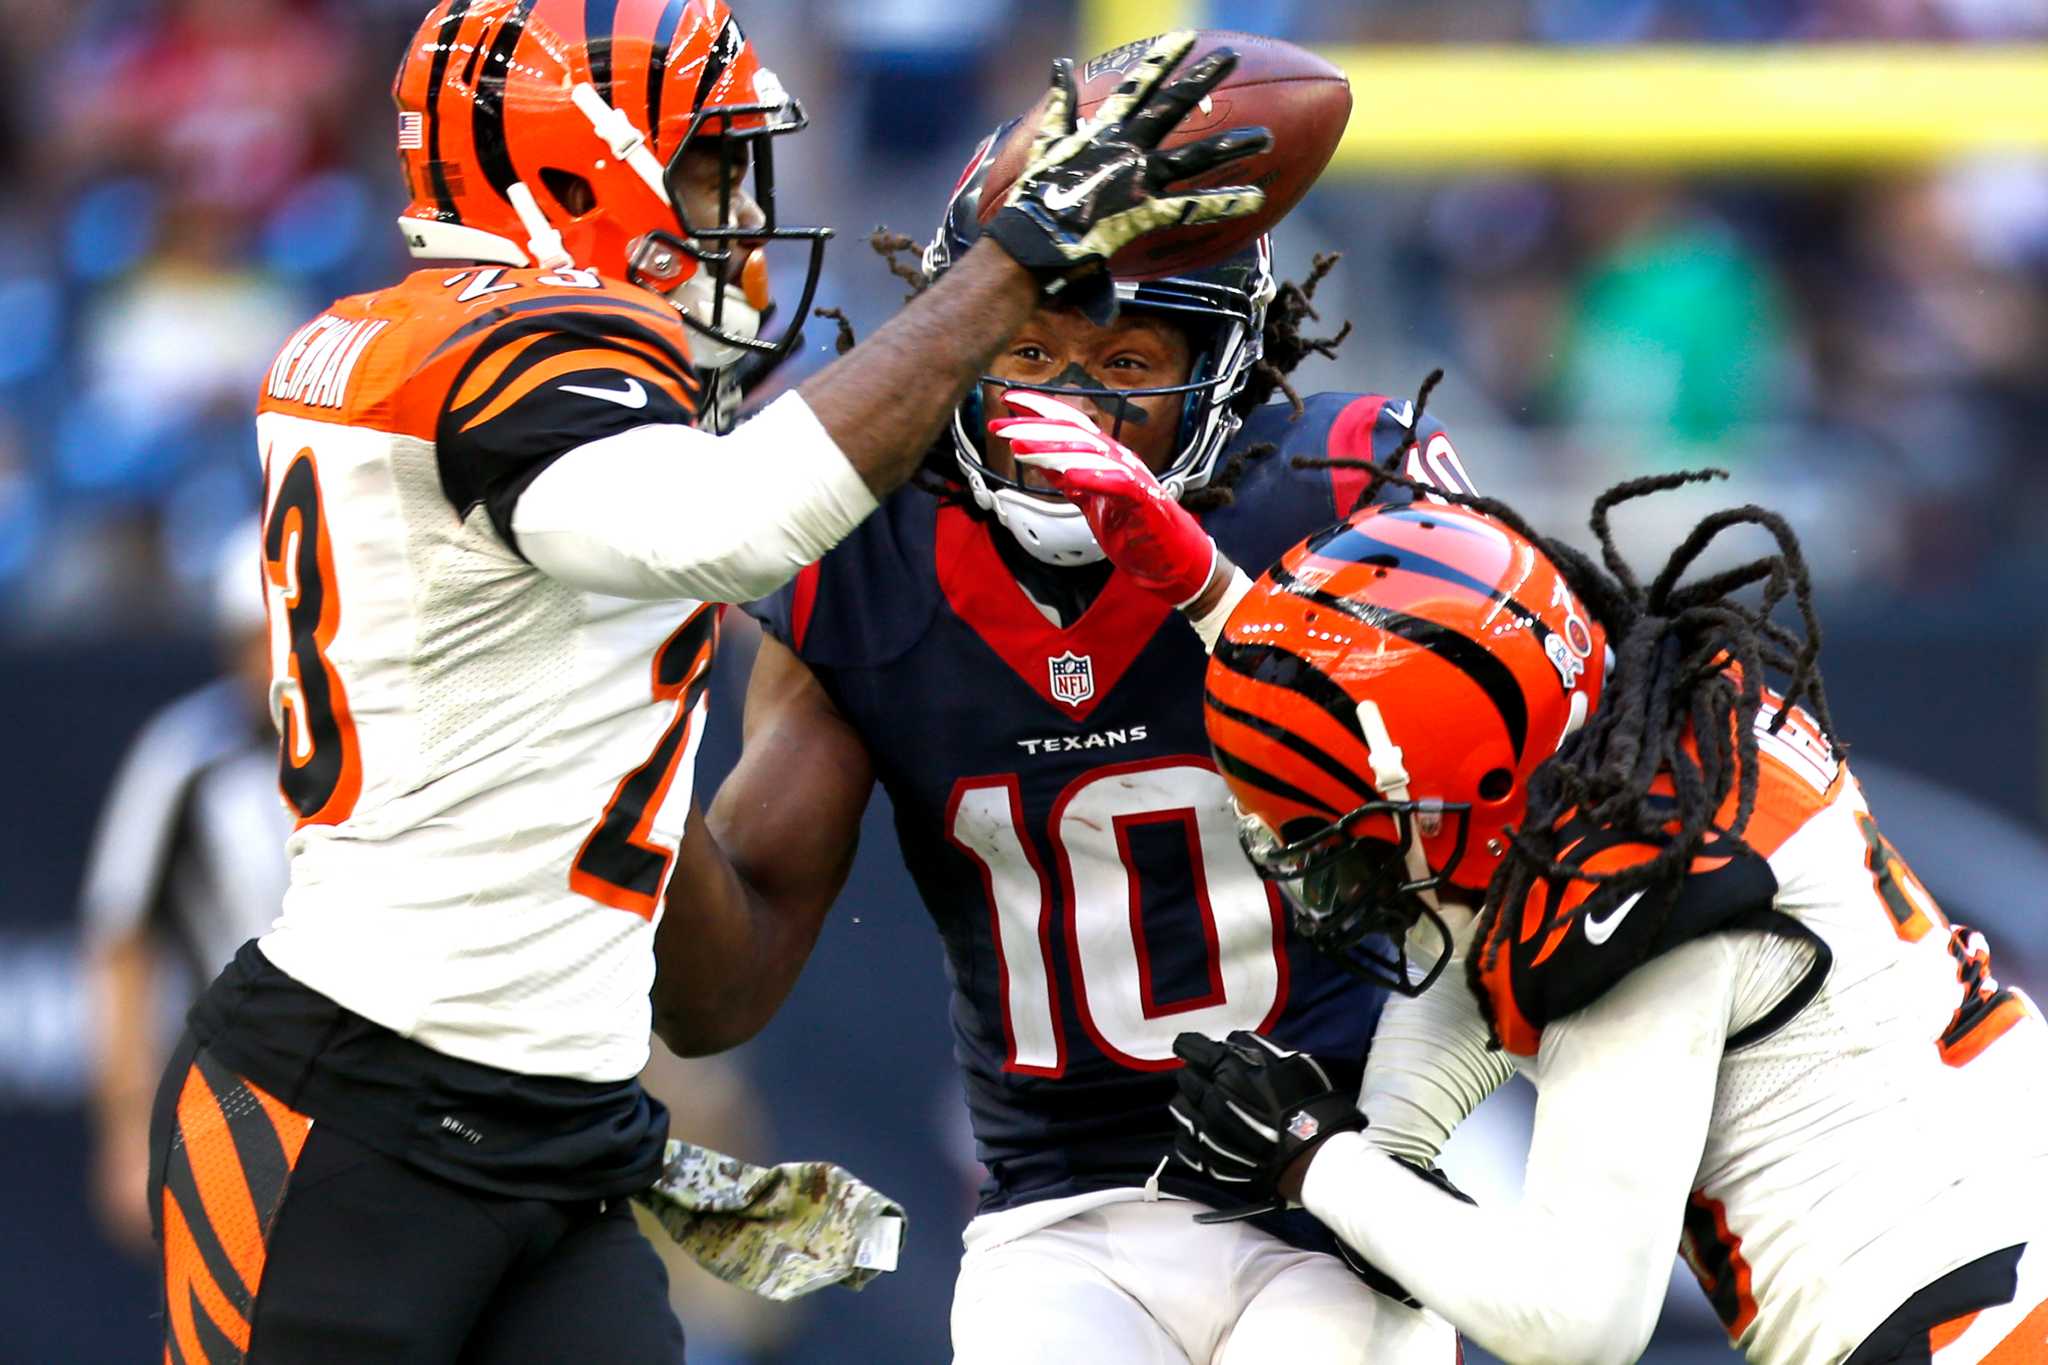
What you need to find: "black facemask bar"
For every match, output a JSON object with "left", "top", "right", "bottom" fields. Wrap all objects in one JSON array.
[
  {"left": 1239, "top": 798, "right": 1473, "bottom": 998},
  {"left": 627, "top": 95, "right": 831, "bottom": 370},
  {"left": 966, "top": 279, "right": 1259, "bottom": 490}
]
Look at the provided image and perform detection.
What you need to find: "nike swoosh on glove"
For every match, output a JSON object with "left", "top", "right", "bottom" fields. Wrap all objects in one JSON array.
[
  {"left": 1168, "top": 1029, "right": 1366, "bottom": 1224},
  {"left": 991, "top": 390, "right": 1218, "bottom": 607},
  {"left": 985, "top": 31, "right": 1271, "bottom": 323}
]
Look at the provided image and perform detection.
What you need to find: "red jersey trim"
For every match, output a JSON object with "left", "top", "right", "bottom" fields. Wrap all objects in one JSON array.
[
  {"left": 932, "top": 506, "right": 1173, "bottom": 723},
  {"left": 1325, "top": 395, "right": 1388, "bottom": 518}
]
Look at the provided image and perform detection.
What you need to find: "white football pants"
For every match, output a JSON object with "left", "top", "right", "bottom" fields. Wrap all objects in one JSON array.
[{"left": 950, "top": 1198, "right": 1457, "bottom": 1364}]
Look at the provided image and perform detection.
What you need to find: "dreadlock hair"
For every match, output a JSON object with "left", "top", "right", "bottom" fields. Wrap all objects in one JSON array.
[
  {"left": 1305, "top": 409, "right": 1840, "bottom": 1041},
  {"left": 820, "top": 234, "right": 1361, "bottom": 515},
  {"left": 1233, "top": 251, "right": 1352, "bottom": 421}
]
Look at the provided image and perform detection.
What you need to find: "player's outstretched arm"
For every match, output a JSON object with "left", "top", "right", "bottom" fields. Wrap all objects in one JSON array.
[
  {"left": 511, "top": 35, "right": 1268, "bottom": 608},
  {"left": 1290, "top": 936, "right": 1742, "bottom": 1365},
  {"left": 799, "top": 34, "right": 1268, "bottom": 497},
  {"left": 650, "top": 638, "right": 876, "bottom": 1056}
]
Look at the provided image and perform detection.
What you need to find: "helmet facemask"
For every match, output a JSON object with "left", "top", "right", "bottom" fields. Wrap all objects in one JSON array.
[
  {"left": 1238, "top": 796, "right": 1471, "bottom": 998},
  {"left": 627, "top": 77, "right": 830, "bottom": 390},
  {"left": 949, "top": 258, "right": 1275, "bottom": 566}
]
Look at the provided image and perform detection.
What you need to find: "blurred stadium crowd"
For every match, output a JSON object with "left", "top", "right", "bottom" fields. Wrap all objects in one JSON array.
[
  {"left": 1, "top": 1, "right": 2045, "bottom": 1362},
  {"left": 0, "top": 0, "right": 2044, "bottom": 635}
]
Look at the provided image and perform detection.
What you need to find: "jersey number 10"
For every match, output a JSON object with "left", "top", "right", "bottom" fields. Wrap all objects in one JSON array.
[{"left": 946, "top": 759, "right": 1288, "bottom": 1074}]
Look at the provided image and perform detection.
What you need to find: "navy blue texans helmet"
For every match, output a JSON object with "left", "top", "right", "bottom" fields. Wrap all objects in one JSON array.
[{"left": 924, "top": 120, "right": 1278, "bottom": 567}]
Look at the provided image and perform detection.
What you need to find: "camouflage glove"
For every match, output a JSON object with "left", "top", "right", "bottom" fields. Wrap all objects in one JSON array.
[
  {"left": 985, "top": 31, "right": 1270, "bottom": 324},
  {"left": 633, "top": 1140, "right": 906, "bottom": 1302}
]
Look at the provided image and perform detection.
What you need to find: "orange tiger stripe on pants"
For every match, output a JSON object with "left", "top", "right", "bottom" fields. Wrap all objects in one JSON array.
[{"left": 158, "top": 1050, "right": 312, "bottom": 1364}]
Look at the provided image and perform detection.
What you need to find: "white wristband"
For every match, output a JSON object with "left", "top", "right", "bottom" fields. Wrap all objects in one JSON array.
[{"left": 1185, "top": 566, "right": 1255, "bottom": 654}]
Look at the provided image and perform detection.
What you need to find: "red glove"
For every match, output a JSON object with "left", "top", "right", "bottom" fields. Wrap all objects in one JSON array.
[{"left": 988, "top": 390, "right": 1220, "bottom": 608}]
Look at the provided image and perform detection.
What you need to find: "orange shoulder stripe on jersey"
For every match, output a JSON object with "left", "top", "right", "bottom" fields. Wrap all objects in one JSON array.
[
  {"left": 1475, "top": 928, "right": 1542, "bottom": 1055},
  {"left": 451, "top": 329, "right": 554, "bottom": 411},
  {"left": 457, "top": 347, "right": 694, "bottom": 432}
]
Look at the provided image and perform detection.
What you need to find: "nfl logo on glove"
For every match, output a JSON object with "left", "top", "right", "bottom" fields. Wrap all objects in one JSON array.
[
  {"left": 1287, "top": 1111, "right": 1321, "bottom": 1142},
  {"left": 1048, "top": 651, "right": 1095, "bottom": 707}
]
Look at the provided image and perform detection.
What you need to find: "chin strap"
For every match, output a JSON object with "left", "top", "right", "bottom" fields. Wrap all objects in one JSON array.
[
  {"left": 570, "top": 82, "right": 674, "bottom": 205},
  {"left": 1354, "top": 700, "right": 1443, "bottom": 916},
  {"left": 505, "top": 183, "right": 573, "bottom": 272}
]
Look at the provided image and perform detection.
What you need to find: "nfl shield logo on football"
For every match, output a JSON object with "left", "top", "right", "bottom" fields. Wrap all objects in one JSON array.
[
  {"left": 1287, "top": 1111, "right": 1320, "bottom": 1142},
  {"left": 1048, "top": 651, "right": 1095, "bottom": 707}
]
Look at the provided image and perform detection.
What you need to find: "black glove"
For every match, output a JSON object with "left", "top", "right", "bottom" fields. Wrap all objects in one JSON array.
[
  {"left": 984, "top": 31, "right": 1271, "bottom": 324},
  {"left": 1169, "top": 1030, "right": 1366, "bottom": 1224}
]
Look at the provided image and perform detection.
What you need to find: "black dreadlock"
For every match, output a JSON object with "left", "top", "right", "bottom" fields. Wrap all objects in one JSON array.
[
  {"left": 1305, "top": 416, "right": 1840, "bottom": 1041},
  {"left": 1233, "top": 251, "right": 1352, "bottom": 421},
  {"left": 816, "top": 236, "right": 1360, "bottom": 513}
]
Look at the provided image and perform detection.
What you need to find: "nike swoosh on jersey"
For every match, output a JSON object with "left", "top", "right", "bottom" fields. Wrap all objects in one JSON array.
[
  {"left": 1583, "top": 889, "right": 1647, "bottom": 945},
  {"left": 560, "top": 377, "right": 649, "bottom": 409}
]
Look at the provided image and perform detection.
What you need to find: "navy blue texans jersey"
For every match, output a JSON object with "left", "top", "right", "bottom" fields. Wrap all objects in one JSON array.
[{"left": 749, "top": 392, "right": 1469, "bottom": 1213}]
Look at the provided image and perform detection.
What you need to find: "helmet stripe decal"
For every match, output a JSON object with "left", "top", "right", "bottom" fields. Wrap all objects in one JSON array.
[
  {"left": 425, "top": 0, "right": 477, "bottom": 222},
  {"left": 1306, "top": 522, "right": 1508, "bottom": 604},
  {"left": 585, "top": 0, "right": 621, "bottom": 103},
  {"left": 1269, "top": 564, "right": 1532, "bottom": 760},
  {"left": 1303, "top": 520, "right": 1570, "bottom": 666},
  {"left": 472, "top": 0, "right": 541, "bottom": 196},
  {"left": 1211, "top": 640, "right": 1370, "bottom": 749},
  {"left": 1211, "top": 743, "right": 1344, "bottom": 822},
  {"left": 646, "top": 0, "right": 687, "bottom": 135},
  {"left": 692, "top": 15, "right": 742, "bottom": 116},
  {"left": 1203, "top": 688, "right": 1376, "bottom": 807}
]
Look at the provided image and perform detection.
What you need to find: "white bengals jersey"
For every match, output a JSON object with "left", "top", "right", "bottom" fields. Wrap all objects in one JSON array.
[
  {"left": 1479, "top": 701, "right": 2048, "bottom": 1363},
  {"left": 252, "top": 263, "right": 712, "bottom": 1082}
]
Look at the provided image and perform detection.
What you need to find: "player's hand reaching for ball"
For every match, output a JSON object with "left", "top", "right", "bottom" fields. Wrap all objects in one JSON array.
[
  {"left": 985, "top": 31, "right": 1270, "bottom": 322},
  {"left": 991, "top": 390, "right": 1226, "bottom": 608}
]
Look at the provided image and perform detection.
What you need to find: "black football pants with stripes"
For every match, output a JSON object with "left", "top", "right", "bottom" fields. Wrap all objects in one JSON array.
[{"left": 148, "top": 1031, "right": 686, "bottom": 1363}]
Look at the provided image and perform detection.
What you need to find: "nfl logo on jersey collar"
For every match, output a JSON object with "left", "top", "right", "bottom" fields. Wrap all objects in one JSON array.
[{"left": 1048, "top": 651, "right": 1095, "bottom": 707}]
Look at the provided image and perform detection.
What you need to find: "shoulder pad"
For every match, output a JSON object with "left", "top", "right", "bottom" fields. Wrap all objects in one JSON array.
[
  {"left": 745, "top": 485, "right": 943, "bottom": 671},
  {"left": 259, "top": 267, "right": 697, "bottom": 439},
  {"left": 1476, "top": 825, "right": 1779, "bottom": 1056},
  {"left": 1204, "top": 393, "right": 1384, "bottom": 575}
]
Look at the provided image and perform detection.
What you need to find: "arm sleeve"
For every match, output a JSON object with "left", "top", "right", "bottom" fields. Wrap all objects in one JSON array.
[
  {"left": 511, "top": 393, "right": 878, "bottom": 604},
  {"left": 1302, "top": 933, "right": 1740, "bottom": 1365},
  {"left": 1359, "top": 934, "right": 1517, "bottom": 1167}
]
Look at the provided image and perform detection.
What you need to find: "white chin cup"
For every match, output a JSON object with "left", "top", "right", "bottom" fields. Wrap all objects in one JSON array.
[
  {"left": 983, "top": 484, "right": 1105, "bottom": 567},
  {"left": 673, "top": 268, "right": 763, "bottom": 372}
]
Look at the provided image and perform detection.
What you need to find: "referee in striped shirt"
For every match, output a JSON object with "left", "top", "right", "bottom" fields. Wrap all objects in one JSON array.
[{"left": 81, "top": 529, "right": 289, "bottom": 1253}]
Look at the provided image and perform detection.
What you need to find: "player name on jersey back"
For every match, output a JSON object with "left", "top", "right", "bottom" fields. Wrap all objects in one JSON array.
[{"left": 265, "top": 315, "right": 391, "bottom": 411}]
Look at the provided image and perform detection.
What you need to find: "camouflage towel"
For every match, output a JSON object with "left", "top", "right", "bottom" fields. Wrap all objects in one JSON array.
[{"left": 632, "top": 1140, "right": 907, "bottom": 1302}]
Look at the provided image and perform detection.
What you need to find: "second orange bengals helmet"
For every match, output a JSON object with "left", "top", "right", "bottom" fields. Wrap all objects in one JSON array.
[
  {"left": 1203, "top": 501, "right": 1608, "bottom": 993},
  {"left": 392, "top": 0, "right": 828, "bottom": 374}
]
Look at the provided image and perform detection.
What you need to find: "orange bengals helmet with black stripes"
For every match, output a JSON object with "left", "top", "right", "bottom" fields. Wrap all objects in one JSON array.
[
  {"left": 393, "top": 0, "right": 828, "bottom": 372},
  {"left": 1204, "top": 501, "right": 1608, "bottom": 994}
]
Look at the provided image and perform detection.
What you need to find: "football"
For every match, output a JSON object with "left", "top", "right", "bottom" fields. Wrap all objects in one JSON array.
[{"left": 979, "top": 30, "right": 1353, "bottom": 279}]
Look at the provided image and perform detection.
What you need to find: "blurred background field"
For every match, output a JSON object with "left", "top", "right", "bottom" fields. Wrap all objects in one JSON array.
[{"left": 1, "top": 1, "right": 2044, "bottom": 1361}]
